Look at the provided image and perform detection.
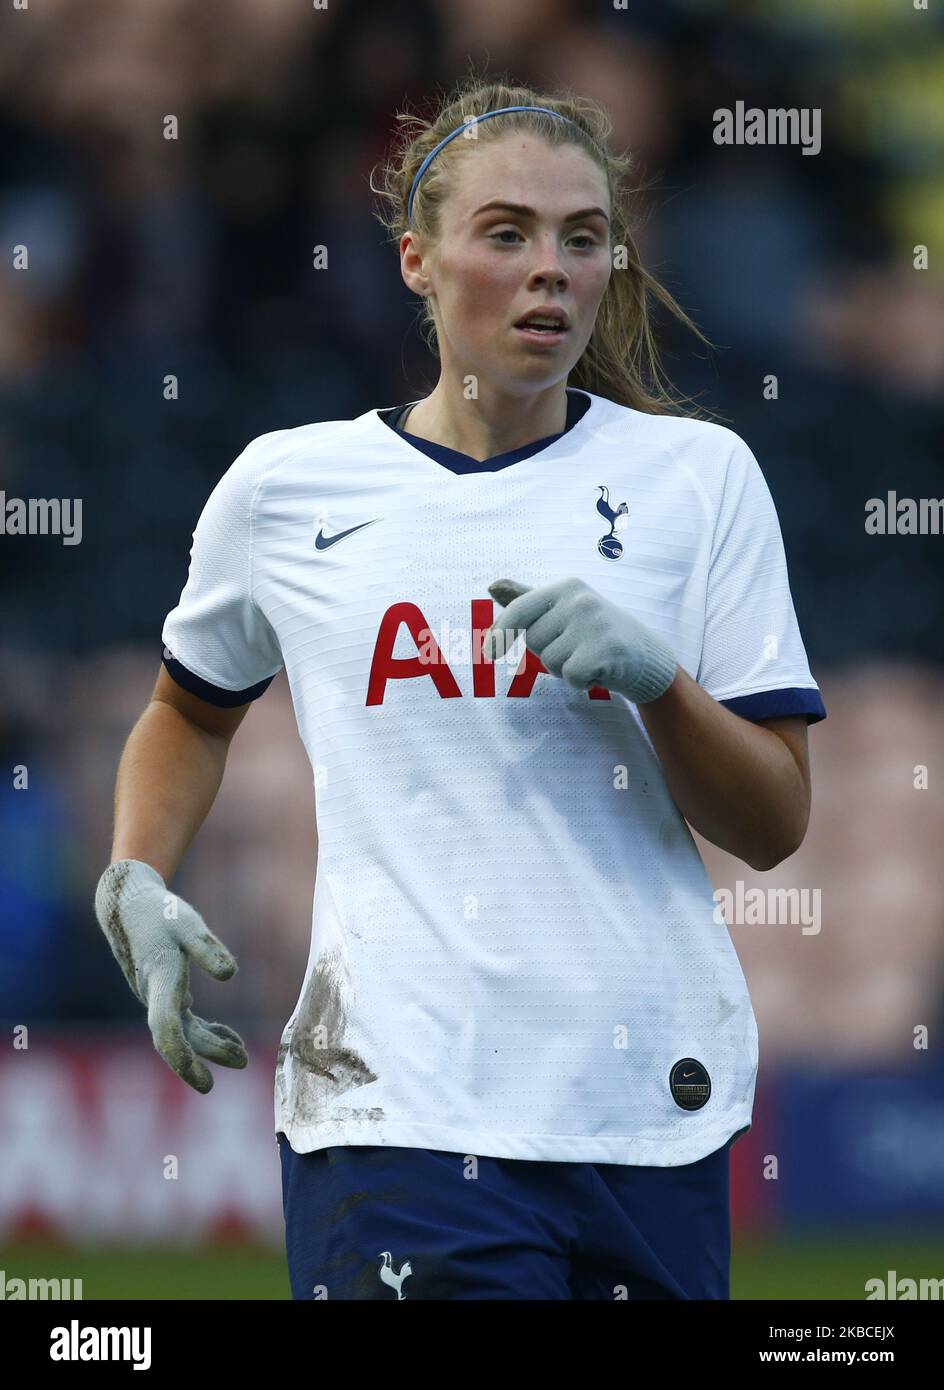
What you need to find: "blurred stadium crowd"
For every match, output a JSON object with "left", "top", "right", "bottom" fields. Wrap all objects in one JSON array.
[{"left": 1, "top": 0, "right": 943, "bottom": 1073}]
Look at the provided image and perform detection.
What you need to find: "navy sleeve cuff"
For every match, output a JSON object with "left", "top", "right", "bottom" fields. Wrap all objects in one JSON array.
[
  {"left": 161, "top": 647, "right": 276, "bottom": 708},
  {"left": 718, "top": 687, "right": 827, "bottom": 725}
]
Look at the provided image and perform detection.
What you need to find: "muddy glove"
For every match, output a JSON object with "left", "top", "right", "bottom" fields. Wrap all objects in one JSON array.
[
  {"left": 485, "top": 576, "right": 678, "bottom": 704},
  {"left": 95, "top": 859, "right": 248, "bottom": 1092}
]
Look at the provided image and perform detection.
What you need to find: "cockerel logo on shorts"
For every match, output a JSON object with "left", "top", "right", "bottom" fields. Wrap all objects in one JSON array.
[{"left": 378, "top": 1251, "right": 413, "bottom": 1299}]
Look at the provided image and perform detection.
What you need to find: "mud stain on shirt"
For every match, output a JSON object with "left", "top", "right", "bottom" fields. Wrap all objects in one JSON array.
[{"left": 285, "top": 944, "right": 379, "bottom": 1125}]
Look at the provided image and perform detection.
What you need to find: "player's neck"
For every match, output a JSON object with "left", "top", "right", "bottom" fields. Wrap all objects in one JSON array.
[{"left": 402, "top": 384, "right": 569, "bottom": 462}]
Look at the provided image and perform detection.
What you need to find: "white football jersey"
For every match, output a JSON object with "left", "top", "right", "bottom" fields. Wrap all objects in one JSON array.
[{"left": 162, "top": 388, "right": 825, "bottom": 1166}]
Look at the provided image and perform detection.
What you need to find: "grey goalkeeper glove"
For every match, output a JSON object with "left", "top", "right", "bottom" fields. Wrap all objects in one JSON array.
[
  {"left": 95, "top": 859, "right": 248, "bottom": 1092},
  {"left": 485, "top": 576, "right": 678, "bottom": 704}
]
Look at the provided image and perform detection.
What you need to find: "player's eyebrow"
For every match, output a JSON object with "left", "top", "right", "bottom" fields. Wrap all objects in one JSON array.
[{"left": 471, "top": 200, "right": 610, "bottom": 224}]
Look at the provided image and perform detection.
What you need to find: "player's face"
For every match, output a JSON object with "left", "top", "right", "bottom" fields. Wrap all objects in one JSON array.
[{"left": 422, "top": 135, "right": 612, "bottom": 392}]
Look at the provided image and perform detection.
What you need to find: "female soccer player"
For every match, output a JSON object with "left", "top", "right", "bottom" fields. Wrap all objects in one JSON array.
[{"left": 95, "top": 78, "right": 826, "bottom": 1301}]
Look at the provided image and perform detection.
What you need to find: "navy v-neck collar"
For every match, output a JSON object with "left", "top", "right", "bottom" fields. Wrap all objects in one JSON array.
[{"left": 378, "top": 388, "right": 592, "bottom": 475}]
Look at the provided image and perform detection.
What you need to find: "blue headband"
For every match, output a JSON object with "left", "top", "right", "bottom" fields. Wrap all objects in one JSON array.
[{"left": 407, "top": 105, "right": 575, "bottom": 226}]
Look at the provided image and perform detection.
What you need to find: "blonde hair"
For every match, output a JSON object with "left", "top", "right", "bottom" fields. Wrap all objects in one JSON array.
[{"left": 371, "top": 70, "right": 710, "bottom": 416}]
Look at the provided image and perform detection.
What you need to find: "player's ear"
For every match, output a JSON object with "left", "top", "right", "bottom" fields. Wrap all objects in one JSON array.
[{"left": 400, "top": 230, "right": 432, "bottom": 298}]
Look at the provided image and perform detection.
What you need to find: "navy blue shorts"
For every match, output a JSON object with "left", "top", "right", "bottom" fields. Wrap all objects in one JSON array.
[{"left": 277, "top": 1133, "right": 737, "bottom": 1300}]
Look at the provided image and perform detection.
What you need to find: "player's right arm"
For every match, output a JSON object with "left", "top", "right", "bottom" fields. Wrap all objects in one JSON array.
[
  {"left": 96, "top": 435, "right": 287, "bottom": 1090},
  {"left": 110, "top": 665, "right": 251, "bottom": 884},
  {"left": 94, "top": 666, "right": 254, "bottom": 1093}
]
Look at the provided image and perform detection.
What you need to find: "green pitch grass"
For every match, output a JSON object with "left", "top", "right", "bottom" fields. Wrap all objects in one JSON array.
[
  {"left": 1, "top": 1240, "right": 289, "bottom": 1300},
  {"left": 1, "top": 1232, "right": 941, "bottom": 1299},
  {"left": 733, "top": 1231, "right": 944, "bottom": 1300}
]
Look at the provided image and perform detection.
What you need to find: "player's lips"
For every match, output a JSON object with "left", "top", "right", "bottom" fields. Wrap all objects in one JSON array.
[{"left": 513, "top": 308, "right": 571, "bottom": 346}]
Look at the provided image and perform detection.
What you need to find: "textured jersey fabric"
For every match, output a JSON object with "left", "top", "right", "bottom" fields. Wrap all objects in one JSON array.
[{"left": 162, "top": 389, "right": 825, "bottom": 1166}]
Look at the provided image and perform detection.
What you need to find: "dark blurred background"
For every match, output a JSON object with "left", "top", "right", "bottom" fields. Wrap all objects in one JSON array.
[{"left": 1, "top": 0, "right": 943, "bottom": 1298}]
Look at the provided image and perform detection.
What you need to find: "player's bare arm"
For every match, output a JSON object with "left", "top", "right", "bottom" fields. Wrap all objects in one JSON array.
[
  {"left": 486, "top": 576, "right": 812, "bottom": 872},
  {"left": 94, "top": 667, "right": 254, "bottom": 1092},
  {"left": 109, "top": 666, "right": 251, "bottom": 882},
  {"left": 635, "top": 671, "right": 810, "bottom": 871}
]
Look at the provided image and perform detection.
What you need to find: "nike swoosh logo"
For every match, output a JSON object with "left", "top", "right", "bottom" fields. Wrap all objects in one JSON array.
[
  {"left": 315, "top": 519, "right": 379, "bottom": 550},
  {"left": 682, "top": 1070, "right": 697, "bottom": 1078}
]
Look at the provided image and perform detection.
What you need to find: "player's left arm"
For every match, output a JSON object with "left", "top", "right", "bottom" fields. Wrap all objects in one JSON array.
[
  {"left": 634, "top": 668, "right": 811, "bottom": 871},
  {"left": 486, "top": 577, "right": 812, "bottom": 873}
]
